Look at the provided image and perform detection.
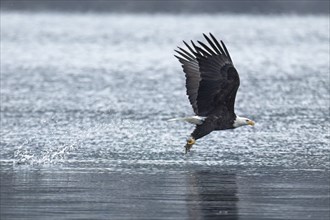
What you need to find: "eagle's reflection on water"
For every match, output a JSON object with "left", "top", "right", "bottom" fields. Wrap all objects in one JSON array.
[
  {"left": 1, "top": 167, "right": 329, "bottom": 219},
  {"left": 184, "top": 171, "right": 238, "bottom": 220},
  {"left": 1, "top": 168, "right": 240, "bottom": 220}
]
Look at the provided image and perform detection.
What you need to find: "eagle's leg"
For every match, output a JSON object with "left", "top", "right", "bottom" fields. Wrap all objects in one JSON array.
[
  {"left": 185, "top": 137, "right": 196, "bottom": 154},
  {"left": 184, "top": 117, "right": 216, "bottom": 154}
]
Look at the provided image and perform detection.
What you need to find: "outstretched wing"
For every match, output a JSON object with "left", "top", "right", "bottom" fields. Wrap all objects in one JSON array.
[
  {"left": 175, "top": 33, "right": 240, "bottom": 116},
  {"left": 174, "top": 42, "right": 200, "bottom": 114}
]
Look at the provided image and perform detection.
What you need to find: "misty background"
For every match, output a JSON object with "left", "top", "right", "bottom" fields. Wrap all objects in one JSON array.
[{"left": 1, "top": 0, "right": 329, "bottom": 14}]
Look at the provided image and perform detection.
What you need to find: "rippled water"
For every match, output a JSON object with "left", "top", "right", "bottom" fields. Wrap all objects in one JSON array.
[{"left": 1, "top": 12, "right": 329, "bottom": 219}]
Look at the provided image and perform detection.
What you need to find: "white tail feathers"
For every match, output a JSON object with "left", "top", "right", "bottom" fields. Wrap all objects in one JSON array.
[{"left": 167, "top": 116, "right": 206, "bottom": 125}]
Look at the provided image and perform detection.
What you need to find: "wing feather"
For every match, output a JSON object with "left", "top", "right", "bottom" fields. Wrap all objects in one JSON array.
[
  {"left": 183, "top": 41, "right": 197, "bottom": 55},
  {"left": 203, "top": 33, "right": 221, "bottom": 54},
  {"left": 221, "top": 40, "right": 233, "bottom": 63},
  {"left": 175, "top": 33, "right": 240, "bottom": 116},
  {"left": 197, "top": 41, "right": 217, "bottom": 55},
  {"left": 177, "top": 47, "right": 195, "bottom": 60},
  {"left": 174, "top": 49, "right": 192, "bottom": 61}
]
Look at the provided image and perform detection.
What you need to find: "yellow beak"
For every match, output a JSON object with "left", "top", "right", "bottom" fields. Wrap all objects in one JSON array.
[{"left": 248, "top": 120, "right": 255, "bottom": 126}]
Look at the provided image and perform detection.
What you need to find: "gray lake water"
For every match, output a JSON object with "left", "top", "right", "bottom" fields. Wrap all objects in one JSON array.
[{"left": 1, "top": 12, "right": 329, "bottom": 219}]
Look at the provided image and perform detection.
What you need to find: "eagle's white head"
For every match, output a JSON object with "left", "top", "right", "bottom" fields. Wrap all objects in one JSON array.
[{"left": 233, "top": 116, "right": 255, "bottom": 128}]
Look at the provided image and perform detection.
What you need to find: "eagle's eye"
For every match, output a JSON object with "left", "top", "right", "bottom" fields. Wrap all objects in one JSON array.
[{"left": 245, "top": 119, "right": 249, "bottom": 122}]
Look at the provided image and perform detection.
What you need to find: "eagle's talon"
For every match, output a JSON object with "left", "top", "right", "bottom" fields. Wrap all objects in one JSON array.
[
  {"left": 184, "top": 137, "right": 195, "bottom": 154},
  {"left": 187, "top": 138, "right": 195, "bottom": 145}
]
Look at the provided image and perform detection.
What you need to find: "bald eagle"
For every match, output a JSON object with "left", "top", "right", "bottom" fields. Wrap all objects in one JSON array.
[{"left": 170, "top": 33, "right": 255, "bottom": 153}]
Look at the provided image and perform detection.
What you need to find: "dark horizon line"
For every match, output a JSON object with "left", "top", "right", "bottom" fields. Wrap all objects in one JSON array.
[{"left": 1, "top": 0, "right": 329, "bottom": 15}]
